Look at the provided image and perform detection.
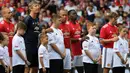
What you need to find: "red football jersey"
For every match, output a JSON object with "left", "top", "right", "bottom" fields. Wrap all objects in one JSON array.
[
  {"left": 100, "top": 23, "right": 118, "bottom": 48},
  {"left": 59, "top": 23, "right": 71, "bottom": 48},
  {"left": 68, "top": 21, "right": 82, "bottom": 55},
  {"left": 0, "top": 20, "right": 14, "bottom": 57}
]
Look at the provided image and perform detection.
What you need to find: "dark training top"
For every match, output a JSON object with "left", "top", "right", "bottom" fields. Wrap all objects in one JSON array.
[{"left": 24, "top": 15, "right": 40, "bottom": 53}]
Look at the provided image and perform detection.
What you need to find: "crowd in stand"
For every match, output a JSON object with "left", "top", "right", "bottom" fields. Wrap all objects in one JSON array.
[{"left": 0, "top": 0, "right": 130, "bottom": 73}]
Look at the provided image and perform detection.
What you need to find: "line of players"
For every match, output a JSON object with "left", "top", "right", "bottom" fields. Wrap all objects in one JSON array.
[{"left": 0, "top": 0, "right": 129, "bottom": 73}]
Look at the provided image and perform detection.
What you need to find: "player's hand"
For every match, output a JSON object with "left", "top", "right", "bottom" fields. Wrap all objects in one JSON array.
[
  {"left": 1, "top": 32, "right": 8, "bottom": 35},
  {"left": 25, "top": 60, "right": 31, "bottom": 66},
  {"left": 5, "top": 66, "right": 9, "bottom": 73},
  {"left": 121, "top": 59, "right": 127, "bottom": 64},
  {"left": 97, "top": 56, "right": 102, "bottom": 64},
  {"left": 111, "top": 36, "right": 119, "bottom": 42},
  {"left": 42, "top": 29, "right": 46, "bottom": 34},
  {"left": 60, "top": 53, "right": 66, "bottom": 59},
  {"left": 93, "top": 59, "right": 98, "bottom": 64},
  {"left": 42, "top": 67, "right": 46, "bottom": 73},
  {"left": 9, "top": 66, "right": 12, "bottom": 72},
  {"left": 46, "top": 28, "right": 53, "bottom": 33},
  {"left": 124, "top": 59, "right": 128, "bottom": 64},
  {"left": 9, "top": 29, "right": 14, "bottom": 36}
]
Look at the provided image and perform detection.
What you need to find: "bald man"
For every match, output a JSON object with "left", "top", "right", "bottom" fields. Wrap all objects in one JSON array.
[
  {"left": 59, "top": 9, "right": 72, "bottom": 73},
  {"left": 0, "top": 7, "right": 14, "bottom": 71}
]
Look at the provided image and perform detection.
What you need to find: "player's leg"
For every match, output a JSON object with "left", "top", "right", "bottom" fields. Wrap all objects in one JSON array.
[
  {"left": 74, "top": 55, "right": 84, "bottom": 73},
  {"left": 64, "top": 49, "right": 71, "bottom": 73},
  {"left": 102, "top": 48, "right": 113, "bottom": 73}
]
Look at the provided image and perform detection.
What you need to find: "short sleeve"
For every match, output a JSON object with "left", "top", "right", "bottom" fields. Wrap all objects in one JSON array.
[
  {"left": 38, "top": 47, "right": 44, "bottom": 57},
  {"left": 0, "top": 22, "right": 5, "bottom": 32},
  {"left": 23, "top": 16, "right": 29, "bottom": 27},
  {"left": 100, "top": 27, "right": 106, "bottom": 39},
  {"left": 13, "top": 38, "right": 20, "bottom": 50},
  {"left": 82, "top": 41, "right": 89, "bottom": 50},
  {"left": 0, "top": 48, "right": 4, "bottom": 59},
  {"left": 113, "top": 41, "right": 120, "bottom": 52}
]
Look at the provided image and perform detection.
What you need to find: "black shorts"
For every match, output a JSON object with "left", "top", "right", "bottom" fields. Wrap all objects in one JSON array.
[
  {"left": 83, "top": 62, "right": 98, "bottom": 73},
  {"left": 50, "top": 59, "right": 63, "bottom": 73},
  {"left": 26, "top": 51, "right": 38, "bottom": 67},
  {"left": 0, "top": 65, "right": 5, "bottom": 73},
  {"left": 13, "top": 65, "right": 25, "bottom": 73},
  {"left": 112, "top": 67, "right": 125, "bottom": 73},
  {"left": 39, "top": 68, "right": 49, "bottom": 73}
]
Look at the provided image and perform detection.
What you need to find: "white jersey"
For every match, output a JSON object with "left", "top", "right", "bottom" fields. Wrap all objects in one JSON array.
[
  {"left": 47, "top": 27, "right": 65, "bottom": 59},
  {"left": 12, "top": 34, "right": 26, "bottom": 66},
  {"left": 113, "top": 36, "right": 129, "bottom": 67},
  {"left": 82, "top": 34, "right": 101, "bottom": 64},
  {"left": 0, "top": 46, "right": 10, "bottom": 66},
  {"left": 3, "top": 46, "right": 10, "bottom": 66},
  {"left": 0, "top": 46, "right": 4, "bottom": 65},
  {"left": 38, "top": 44, "right": 49, "bottom": 69}
]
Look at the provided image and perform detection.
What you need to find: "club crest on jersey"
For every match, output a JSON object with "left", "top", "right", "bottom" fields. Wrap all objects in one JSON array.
[
  {"left": 34, "top": 26, "right": 39, "bottom": 31},
  {"left": 75, "top": 31, "right": 80, "bottom": 35},
  {"left": 64, "top": 32, "right": 70, "bottom": 36}
]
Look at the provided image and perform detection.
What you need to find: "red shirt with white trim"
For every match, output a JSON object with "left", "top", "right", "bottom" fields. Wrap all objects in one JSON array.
[
  {"left": 59, "top": 23, "right": 71, "bottom": 48},
  {"left": 0, "top": 20, "right": 14, "bottom": 57},
  {"left": 100, "top": 23, "right": 118, "bottom": 48},
  {"left": 68, "top": 21, "right": 82, "bottom": 55}
]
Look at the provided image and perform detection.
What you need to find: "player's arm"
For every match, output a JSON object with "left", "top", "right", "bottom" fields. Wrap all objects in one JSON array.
[
  {"left": 39, "top": 48, "right": 46, "bottom": 72},
  {"left": 115, "top": 52, "right": 126, "bottom": 64},
  {"left": 39, "top": 48, "right": 45, "bottom": 68},
  {"left": 0, "top": 48, "right": 7, "bottom": 69},
  {"left": 71, "top": 36, "right": 89, "bottom": 42},
  {"left": 43, "top": 0, "right": 52, "bottom": 9},
  {"left": 84, "top": 50, "right": 95, "bottom": 61},
  {"left": 114, "top": 41, "right": 126, "bottom": 64},
  {"left": 40, "top": 57, "right": 46, "bottom": 72},
  {"left": 0, "top": 59, "right": 7, "bottom": 69},
  {"left": 42, "top": 28, "right": 53, "bottom": 34},
  {"left": 40, "top": 57, "right": 44, "bottom": 68},
  {"left": 50, "top": 44, "right": 65, "bottom": 59},
  {"left": 97, "top": 47, "right": 102, "bottom": 63},
  {"left": 0, "top": 50, "right": 9, "bottom": 72},
  {"left": 15, "top": 50, "right": 30, "bottom": 65},
  {"left": 100, "top": 27, "right": 118, "bottom": 44},
  {"left": 0, "top": 59, "right": 10, "bottom": 73},
  {"left": 82, "top": 41, "right": 95, "bottom": 62},
  {"left": 100, "top": 36, "right": 119, "bottom": 44}
]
